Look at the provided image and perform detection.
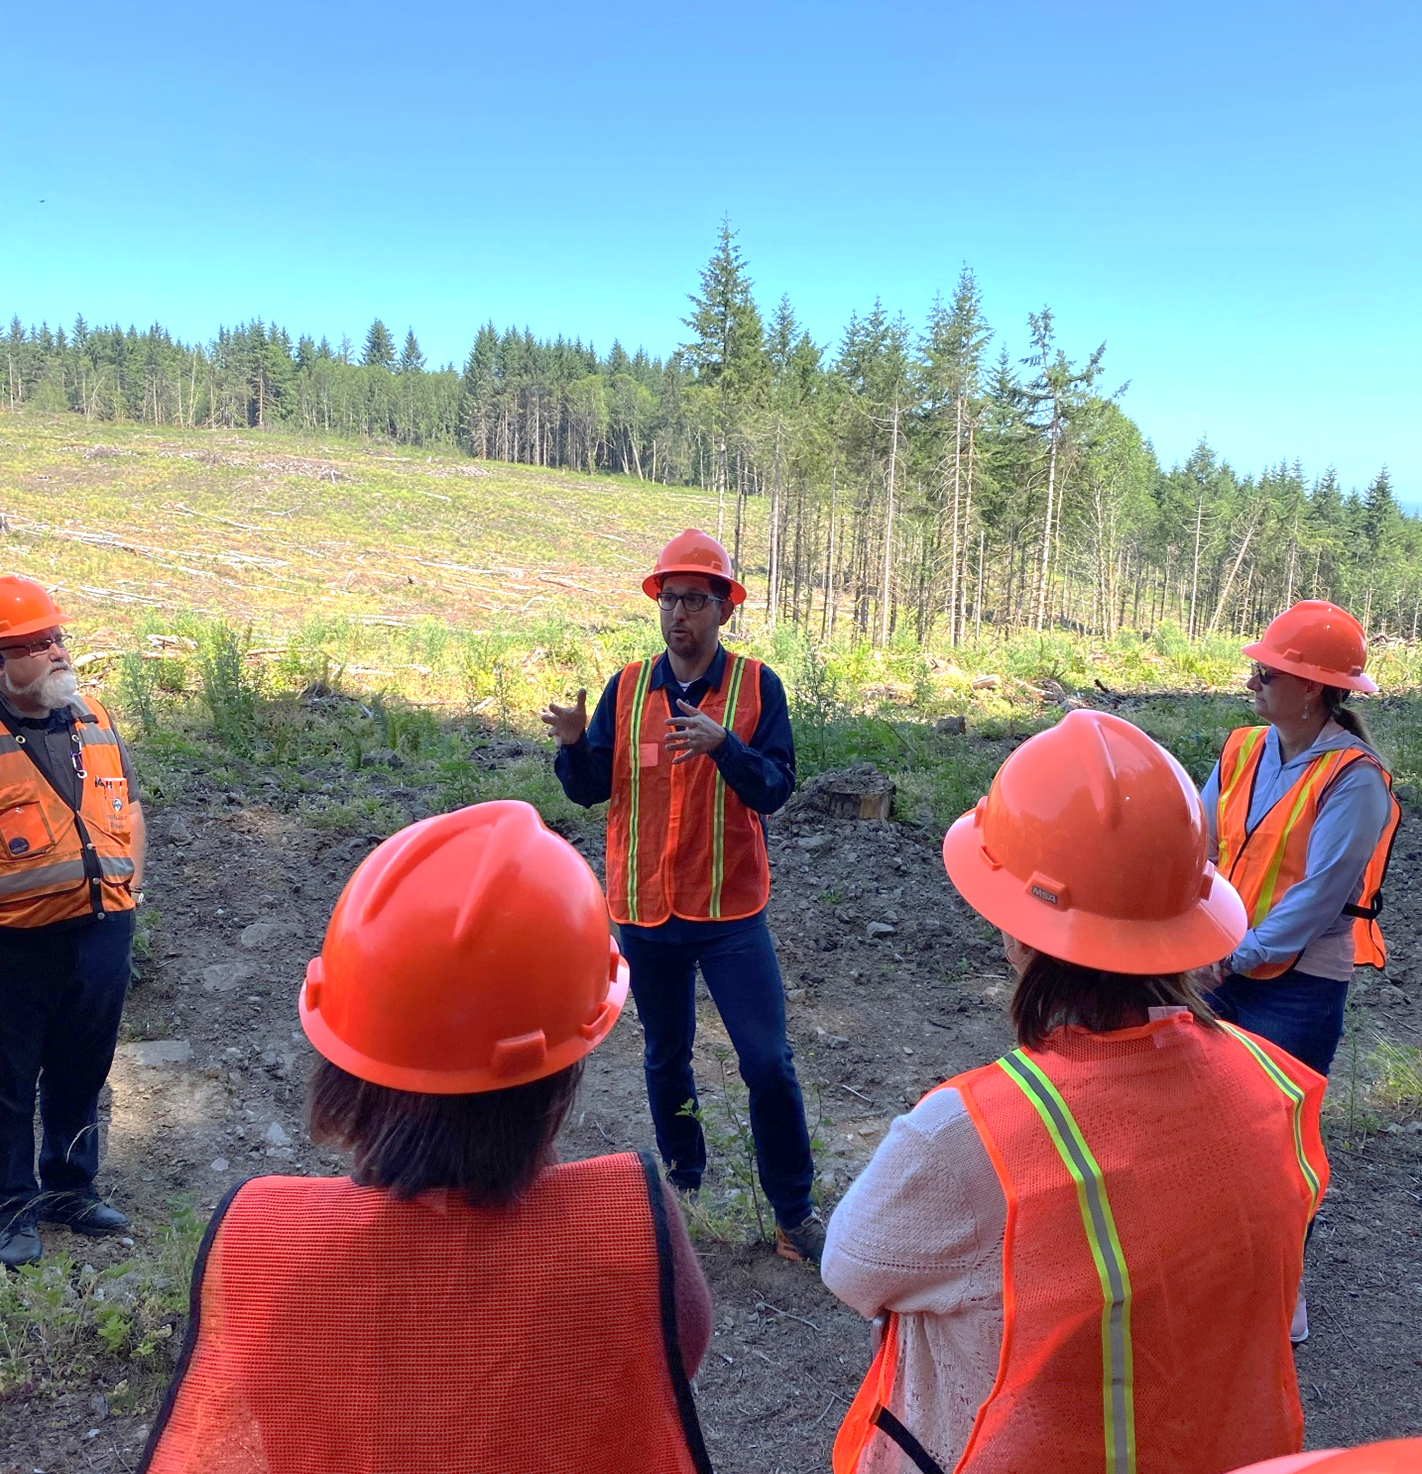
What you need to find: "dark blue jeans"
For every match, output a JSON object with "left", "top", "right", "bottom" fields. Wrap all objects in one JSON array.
[
  {"left": 618, "top": 913, "right": 815, "bottom": 1227},
  {"left": 0, "top": 910, "right": 134, "bottom": 1216},
  {"left": 1205, "top": 966, "right": 1349, "bottom": 1077}
]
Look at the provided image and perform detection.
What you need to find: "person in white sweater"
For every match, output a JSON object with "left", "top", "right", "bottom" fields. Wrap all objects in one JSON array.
[{"left": 822, "top": 710, "right": 1330, "bottom": 1474}]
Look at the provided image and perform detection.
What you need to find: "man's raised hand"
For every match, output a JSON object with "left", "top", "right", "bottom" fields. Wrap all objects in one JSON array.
[{"left": 540, "top": 688, "right": 588, "bottom": 746}]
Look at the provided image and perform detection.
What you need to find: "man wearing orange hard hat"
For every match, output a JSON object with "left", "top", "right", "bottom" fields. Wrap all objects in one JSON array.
[
  {"left": 824, "top": 710, "right": 1328, "bottom": 1474},
  {"left": 140, "top": 801, "right": 714, "bottom": 1474},
  {"left": 0, "top": 576, "right": 145, "bottom": 1268},
  {"left": 542, "top": 529, "right": 823, "bottom": 1262}
]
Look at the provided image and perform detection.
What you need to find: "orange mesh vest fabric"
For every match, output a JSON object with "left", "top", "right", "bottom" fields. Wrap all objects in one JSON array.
[
  {"left": 1216, "top": 725, "right": 1400, "bottom": 978},
  {"left": 605, "top": 654, "right": 770, "bottom": 925},
  {"left": 0, "top": 696, "right": 136, "bottom": 927},
  {"left": 139, "top": 1152, "right": 713, "bottom": 1474},
  {"left": 834, "top": 1015, "right": 1328, "bottom": 1474}
]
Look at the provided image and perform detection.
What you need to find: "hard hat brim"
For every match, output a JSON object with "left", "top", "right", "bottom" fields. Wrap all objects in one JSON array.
[
  {"left": 642, "top": 568, "right": 748, "bottom": 606},
  {"left": 299, "top": 953, "right": 629, "bottom": 1095},
  {"left": 1241, "top": 641, "right": 1378, "bottom": 695},
  {"left": 0, "top": 606, "right": 70, "bottom": 641},
  {"left": 942, "top": 811, "right": 1248, "bottom": 976}
]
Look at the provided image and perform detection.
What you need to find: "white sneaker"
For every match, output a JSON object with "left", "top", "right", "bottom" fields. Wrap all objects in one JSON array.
[{"left": 1290, "top": 1291, "right": 1309, "bottom": 1344}]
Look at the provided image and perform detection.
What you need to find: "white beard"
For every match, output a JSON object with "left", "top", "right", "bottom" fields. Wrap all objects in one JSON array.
[{"left": 3, "top": 665, "right": 79, "bottom": 712}]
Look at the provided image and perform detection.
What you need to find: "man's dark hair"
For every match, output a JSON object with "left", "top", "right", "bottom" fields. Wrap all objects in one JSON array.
[
  {"left": 706, "top": 575, "right": 731, "bottom": 601},
  {"left": 307, "top": 1058, "right": 584, "bottom": 1207},
  {"left": 1012, "top": 952, "right": 1217, "bottom": 1049}
]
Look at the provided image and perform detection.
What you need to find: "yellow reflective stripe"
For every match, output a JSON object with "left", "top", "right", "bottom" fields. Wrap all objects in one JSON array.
[
  {"left": 623, "top": 661, "right": 652, "bottom": 924},
  {"left": 708, "top": 655, "right": 746, "bottom": 920},
  {"left": 1217, "top": 1022, "right": 1321, "bottom": 1234},
  {"left": 999, "top": 1051, "right": 1136, "bottom": 1474},
  {"left": 1216, "top": 727, "right": 1265, "bottom": 871},
  {"left": 1250, "top": 752, "right": 1344, "bottom": 924}
]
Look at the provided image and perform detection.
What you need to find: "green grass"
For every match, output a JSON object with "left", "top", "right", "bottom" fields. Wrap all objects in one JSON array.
[{"left": 0, "top": 1201, "right": 203, "bottom": 1399}]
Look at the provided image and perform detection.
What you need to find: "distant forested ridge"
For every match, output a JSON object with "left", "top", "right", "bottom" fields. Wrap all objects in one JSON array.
[{"left": 5, "top": 223, "right": 1419, "bottom": 644}]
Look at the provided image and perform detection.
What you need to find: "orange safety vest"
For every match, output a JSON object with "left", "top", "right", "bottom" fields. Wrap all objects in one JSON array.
[
  {"left": 0, "top": 696, "right": 136, "bottom": 928},
  {"left": 1216, "top": 726, "right": 1401, "bottom": 979},
  {"left": 834, "top": 1014, "right": 1328, "bottom": 1474},
  {"left": 604, "top": 653, "right": 771, "bottom": 925},
  {"left": 140, "top": 1151, "right": 713, "bottom": 1474}
]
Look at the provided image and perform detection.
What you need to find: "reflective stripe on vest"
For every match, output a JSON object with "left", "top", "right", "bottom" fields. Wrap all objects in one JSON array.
[
  {"left": 623, "top": 658, "right": 655, "bottom": 923},
  {"left": 999, "top": 1050, "right": 1135, "bottom": 1474},
  {"left": 834, "top": 1015, "right": 1329, "bottom": 1474},
  {"left": 1218, "top": 1022, "right": 1322, "bottom": 1236},
  {"left": 708, "top": 654, "right": 748, "bottom": 920},
  {"left": 1216, "top": 726, "right": 1400, "bottom": 977},
  {"left": 606, "top": 653, "right": 770, "bottom": 926}
]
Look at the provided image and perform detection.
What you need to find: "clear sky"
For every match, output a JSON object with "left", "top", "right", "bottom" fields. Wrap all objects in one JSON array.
[{"left": 3, "top": 0, "right": 1418, "bottom": 501}]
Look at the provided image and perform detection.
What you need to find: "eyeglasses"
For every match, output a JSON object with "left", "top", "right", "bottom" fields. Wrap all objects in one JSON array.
[
  {"left": 1250, "top": 662, "right": 1281, "bottom": 685},
  {"left": 656, "top": 592, "right": 723, "bottom": 613},
  {"left": 0, "top": 632, "right": 66, "bottom": 659}
]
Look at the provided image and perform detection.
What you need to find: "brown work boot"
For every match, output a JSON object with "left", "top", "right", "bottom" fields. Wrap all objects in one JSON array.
[{"left": 775, "top": 1211, "right": 826, "bottom": 1264}]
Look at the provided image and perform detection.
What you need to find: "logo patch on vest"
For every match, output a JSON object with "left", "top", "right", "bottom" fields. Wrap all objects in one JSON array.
[{"left": 8, "top": 837, "right": 28, "bottom": 855}]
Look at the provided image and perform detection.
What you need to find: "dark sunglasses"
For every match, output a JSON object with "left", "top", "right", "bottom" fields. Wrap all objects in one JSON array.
[
  {"left": 0, "top": 632, "right": 67, "bottom": 659},
  {"left": 1250, "top": 662, "right": 1282, "bottom": 685}
]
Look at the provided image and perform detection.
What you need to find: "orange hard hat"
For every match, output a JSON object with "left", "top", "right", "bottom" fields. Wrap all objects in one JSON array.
[
  {"left": 1226, "top": 1440, "right": 1422, "bottom": 1473},
  {"left": 642, "top": 528, "right": 747, "bottom": 606},
  {"left": 301, "top": 800, "right": 627, "bottom": 1094},
  {"left": 942, "top": 709, "right": 1246, "bottom": 974},
  {"left": 1243, "top": 599, "right": 1377, "bottom": 694},
  {"left": 0, "top": 576, "right": 68, "bottom": 641}
]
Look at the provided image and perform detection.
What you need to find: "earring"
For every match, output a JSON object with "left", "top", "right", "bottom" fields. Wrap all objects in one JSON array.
[{"left": 1302, "top": 701, "right": 1310, "bottom": 719}]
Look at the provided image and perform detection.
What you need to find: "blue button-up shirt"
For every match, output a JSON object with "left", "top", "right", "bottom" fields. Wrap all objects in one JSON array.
[
  {"left": 553, "top": 644, "right": 795, "bottom": 942},
  {"left": 1202, "top": 721, "right": 1392, "bottom": 980}
]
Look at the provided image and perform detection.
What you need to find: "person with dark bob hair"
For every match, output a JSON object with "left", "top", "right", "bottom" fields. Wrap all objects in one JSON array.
[
  {"left": 823, "top": 711, "right": 1330, "bottom": 1474},
  {"left": 140, "top": 801, "right": 714, "bottom": 1474}
]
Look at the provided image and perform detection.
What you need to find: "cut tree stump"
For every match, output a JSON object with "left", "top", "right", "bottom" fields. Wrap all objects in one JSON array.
[{"left": 822, "top": 772, "right": 895, "bottom": 821}]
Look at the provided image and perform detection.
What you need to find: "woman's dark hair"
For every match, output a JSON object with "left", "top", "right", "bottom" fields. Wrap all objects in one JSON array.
[
  {"left": 1320, "top": 685, "right": 1374, "bottom": 746},
  {"left": 1012, "top": 952, "right": 1217, "bottom": 1049},
  {"left": 307, "top": 1058, "right": 584, "bottom": 1207}
]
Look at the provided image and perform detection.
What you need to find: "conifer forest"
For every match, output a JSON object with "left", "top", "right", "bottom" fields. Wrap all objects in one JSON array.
[{"left": 6, "top": 224, "right": 1418, "bottom": 647}]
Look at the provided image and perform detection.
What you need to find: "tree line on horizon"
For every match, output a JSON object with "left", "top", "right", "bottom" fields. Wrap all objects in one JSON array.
[{"left": 4, "top": 224, "right": 1419, "bottom": 647}]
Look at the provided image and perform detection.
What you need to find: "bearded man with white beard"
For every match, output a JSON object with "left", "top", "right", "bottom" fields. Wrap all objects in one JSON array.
[{"left": 0, "top": 577, "right": 145, "bottom": 1267}]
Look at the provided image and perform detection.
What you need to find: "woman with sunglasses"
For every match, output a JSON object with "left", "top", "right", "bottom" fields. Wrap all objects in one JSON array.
[
  {"left": 1201, "top": 601, "right": 1400, "bottom": 1084},
  {"left": 823, "top": 710, "right": 1328, "bottom": 1474}
]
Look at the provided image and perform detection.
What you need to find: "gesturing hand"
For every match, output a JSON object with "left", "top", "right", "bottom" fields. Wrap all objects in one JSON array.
[
  {"left": 664, "top": 699, "right": 727, "bottom": 765},
  {"left": 540, "top": 688, "right": 588, "bottom": 746}
]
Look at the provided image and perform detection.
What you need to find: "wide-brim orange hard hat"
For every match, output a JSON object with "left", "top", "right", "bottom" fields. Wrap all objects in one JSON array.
[
  {"left": 642, "top": 528, "right": 747, "bottom": 606},
  {"left": 942, "top": 709, "right": 1246, "bottom": 975},
  {"left": 301, "top": 801, "right": 628, "bottom": 1093},
  {"left": 1243, "top": 599, "right": 1377, "bottom": 694},
  {"left": 0, "top": 576, "right": 68, "bottom": 641},
  {"left": 1225, "top": 1440, "right": 1422, "bottom": 1474}
]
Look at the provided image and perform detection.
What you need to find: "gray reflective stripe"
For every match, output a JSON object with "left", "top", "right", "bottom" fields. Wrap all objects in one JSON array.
[
  {"left": 0, "top": 854, "right": 132, "bottom": 896},
  {"left": 0, "top": 859, "right": 86, "bottom": 897},
  {"left": 999, "top": 1050, "right": 1136, "bottom": 1474},
  {"left": 76, "top": 726, "right": 118, "bottom": 747}
]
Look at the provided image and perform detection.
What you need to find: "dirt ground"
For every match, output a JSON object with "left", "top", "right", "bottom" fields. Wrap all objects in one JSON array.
[{"left": 3, "top": 759, "right": 1419, "bottom": 1473}]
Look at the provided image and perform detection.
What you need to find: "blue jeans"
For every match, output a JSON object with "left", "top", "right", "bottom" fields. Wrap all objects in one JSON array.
[
  {"left": 618, "top": 913, "right": 814, "bottom": 1227},
  {"left": 0, "top": 911, "right": 134, "bottom": 1214},
  {"left": 1205, "top": 967, "right": 1349, "bottom": 1077}
]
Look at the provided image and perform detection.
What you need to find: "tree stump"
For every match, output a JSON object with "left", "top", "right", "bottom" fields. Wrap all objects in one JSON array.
[{"left": 822, "top": 771, "right": 895, "bottom": 821}]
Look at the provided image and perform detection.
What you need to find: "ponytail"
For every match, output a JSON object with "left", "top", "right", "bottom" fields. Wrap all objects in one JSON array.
[{"left": 1321, "top": 685, "right": 1374, "bottom": 747}]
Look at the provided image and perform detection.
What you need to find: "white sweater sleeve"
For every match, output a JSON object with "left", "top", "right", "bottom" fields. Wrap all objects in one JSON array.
[{"left": 822, "top": 1086, "right": 1006, "bottom": 1321}]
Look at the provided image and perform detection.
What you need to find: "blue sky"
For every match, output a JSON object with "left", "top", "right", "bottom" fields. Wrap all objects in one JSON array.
[{"left": 3, "top": 0, "right": 1418, "bottom": 502}]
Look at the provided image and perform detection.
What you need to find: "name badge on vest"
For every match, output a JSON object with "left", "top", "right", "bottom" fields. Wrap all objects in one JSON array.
[{"left": 639, "top": 742, "right": 660, "bottom": 768}]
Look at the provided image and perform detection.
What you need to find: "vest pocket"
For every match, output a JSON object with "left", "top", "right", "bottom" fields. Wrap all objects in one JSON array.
[
  {"left": 0, "top": 801, "right": 58, "bottom": 860},
  {"left": 94, "top": 777, "right": 131, "bottom": 836}
]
